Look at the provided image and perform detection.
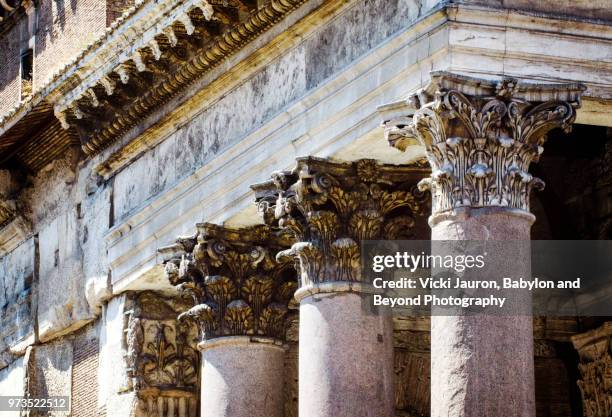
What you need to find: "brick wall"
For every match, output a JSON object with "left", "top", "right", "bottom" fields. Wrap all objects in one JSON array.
[
  {"left": 0, "top": 0, "right": 135, "bottom": 117},
  {"left": 34, "top": 0, "right": 107, "bottom": 90},
  {"left": 29, "top": 336, "right": 74, "bottom": 405},
  {"left": 0, "top": 20, "right": 23, "bottom": 115},
  {"left": 71, "top": 323, "right": 100, "bottom": 417}
]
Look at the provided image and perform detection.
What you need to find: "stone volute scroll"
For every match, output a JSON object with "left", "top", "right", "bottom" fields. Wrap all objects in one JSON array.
[
  {"left": 252, "top": 157, "right": 429, "bottom": 417},
  {"left": 384, "top": 71, "right": 585, "bottom": 217},
  {"left": 252, "top": 156, "right": 430, "bottom": 299},
  {"left": 162, "top": 223, "right": 296, "bottom": 417},
  {"left": 163, "top": 223, "right": 297, "bottom": 344}
]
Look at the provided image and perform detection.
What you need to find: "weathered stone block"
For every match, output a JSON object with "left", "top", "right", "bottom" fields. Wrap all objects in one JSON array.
[
  {"left": 97, "top": 294, "right": 135, "bottom": 416},
  {"left": 0, "top": 354, "right": 25, "bottom": 417},
  {"left": 0, "top": 238, "right": 35, "bottom": 369},
  {"left": 38, "top": 209, "right": 92, "bottom": 342},
  {"left": 80, "top": 184, "right": 112, "bottom": 314},
  {"left": 304, "top": 0, "right": 424, "bottom": 90},
  {"left": 112, "top": 45, "right": 307, "bottom": 222},
  {"left": 0, "top": 355, "right": 25, "bottom": 400}
]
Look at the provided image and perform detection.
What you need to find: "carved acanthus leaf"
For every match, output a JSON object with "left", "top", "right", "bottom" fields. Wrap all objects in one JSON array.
[
  {"left": 166, "top": 224, "right": 296, "bottom": 342},
  {"left": 125, "top": 292, "right": 200, "bottom": 398},
  {"left": 253, "top": 157, "right": 429, "bottom": 287},
  {"left": 385, "top": 72, "right": 584, "bottom": 214},
  {"left": 572, "top": 322, "right": 612, "bottom": 417}
]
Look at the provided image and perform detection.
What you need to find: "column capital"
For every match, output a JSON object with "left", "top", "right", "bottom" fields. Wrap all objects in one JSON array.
[
  {"left": 571, "top": 322, "right": 612, "bottom": 417},
  {"left": 162, "top": 224, "right": 297, "bottom": 344},
  {"left": 252, "top": 157, "right": 429, "bottom": 293},
  {"left": 385, "top": 71, "right": 585, "bottom": 216}
]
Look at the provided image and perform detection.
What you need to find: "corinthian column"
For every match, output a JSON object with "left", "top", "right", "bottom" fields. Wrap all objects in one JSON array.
[
  {"left": 385, "top": 71, "right": 584, "bottom": 417},
  {"left": 253, "top": 157, "right": 429, "bottom": 417},
  {"left": 163, "top": 224, "right": 297, "bottom": 417}
]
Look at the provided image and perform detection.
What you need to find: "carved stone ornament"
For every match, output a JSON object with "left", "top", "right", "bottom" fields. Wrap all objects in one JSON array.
[
  {"left": 163, "top": 224, "right": 297, "bottom": 343},
  {"left": 571, "top": 322, "right": 612, "bottom": 417},
  {"left": 251, "top": 157, "right": 429, "bottom": 288},
  {"left": 49, "top": 0, "right": 308, "bottom": 158},
  {"left": 384, "top": 71, "right": 585, "bottom": 215},
  {"left": 124, "top": 292, "right": 200, "bottom": 417}
]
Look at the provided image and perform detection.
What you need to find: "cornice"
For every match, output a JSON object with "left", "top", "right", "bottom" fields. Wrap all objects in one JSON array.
[
  {"left": 447, "top": 1, "right": 612, "bottom": 30},
  {"left": 1, "top": 0, "right": 610, "bottom": 172},
  {"left": 52, "top": 0, "right": 307, "bottom": 156},
  {"left": 0, "top": 0, "right": 151, "bottom": 134},
  {"left": 93, "top": 0, "right": 360, "bottom": 179},
  {"left": 0, "top": 0, "right": 308, "bottom": 170}
]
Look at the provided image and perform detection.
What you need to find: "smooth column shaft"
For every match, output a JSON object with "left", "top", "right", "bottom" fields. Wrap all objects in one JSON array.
[
  {"left": 430, "top": 209, "right": 536, "bottom": 417},
  {"left": 298, "top": 290, "right": 395, "bottom": 417},
  {"left": 200, "top": 338, "right": 285, "bottom": 417}
]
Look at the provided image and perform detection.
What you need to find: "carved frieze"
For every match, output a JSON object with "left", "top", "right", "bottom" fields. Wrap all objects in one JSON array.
[
  {"left": 571, "top": 322, "right": 612, "bottom": 417},
  {"left": 252, "top": 157, "right": 429, "bottom": 288},
  {"left": 124, "top": 292, "right": 199, "bottom": 417},
  {"left": 163, "top": 224, "right": 297, "bottom": 343},
  {"left": 384, "top": 71, "right": 585, "bottom": 215}
]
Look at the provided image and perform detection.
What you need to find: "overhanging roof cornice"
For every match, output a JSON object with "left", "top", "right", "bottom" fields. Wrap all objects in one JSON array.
[
  {"left": 0, "top": 0, "right": 307, "bottom": 170},
  {"left": 53, "top": 0, "right": 308, "bottom": 156}
]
